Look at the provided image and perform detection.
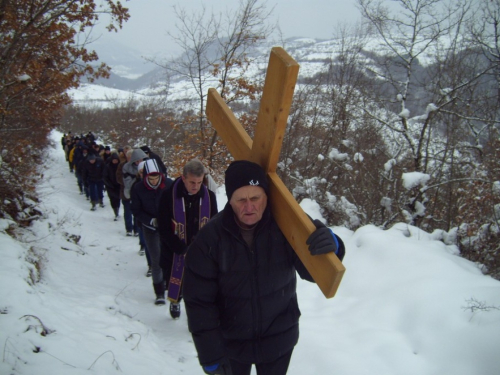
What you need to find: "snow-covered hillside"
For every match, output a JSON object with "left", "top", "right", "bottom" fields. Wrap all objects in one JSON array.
[
  {"left": 70, "top": 35, "right": 443, "bottom": 109},
  {"left": 68, "top": 38, "right": 370, "bottom": 108}
]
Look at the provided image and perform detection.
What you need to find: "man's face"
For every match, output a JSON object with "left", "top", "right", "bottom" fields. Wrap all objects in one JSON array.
[
  {"left": 112, "top": 158, "right": 119, "bottom": 164},
  {"left": 89, "top": 159, "right": 95, "bottom": 164},
  {"left": 182, "top": 173, "right": 203, "bottom": 195},
  {"left": 147, "top": 173, "right": 160, "bottom": 186},
  {"left": 229, "top": 185, "right": 267, "bottom": 229}
]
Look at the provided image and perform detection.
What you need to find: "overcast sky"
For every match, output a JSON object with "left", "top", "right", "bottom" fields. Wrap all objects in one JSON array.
[{"left": 94, "top": 0, "right": 364, "bottom": 58}]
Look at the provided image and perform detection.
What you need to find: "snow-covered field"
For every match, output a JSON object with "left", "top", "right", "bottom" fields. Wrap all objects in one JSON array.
[{"left": 1, "top": 130, "right": 500, "bottom": 374}]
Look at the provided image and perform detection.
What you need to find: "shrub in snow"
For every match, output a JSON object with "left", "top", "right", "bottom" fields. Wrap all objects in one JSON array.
[
  {"left": 384, "top": 159, "right": 396, "bottom": 172},
  {"left": 398, "top": 108, "right": 410, "bottom": 118},
  {"left": 328, "top": 148, "right": 348, "bottom": 161},
  {"left": 402, "top": 172, "right": 430, "bottom": 190},
  {"left": 380, "top": 197, "right": 392, "bottom": 213}
]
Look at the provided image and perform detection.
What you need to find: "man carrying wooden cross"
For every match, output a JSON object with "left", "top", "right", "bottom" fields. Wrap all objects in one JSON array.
[
  {"left": 184, "top": 160, "right": 346, "bottom": 375},
  {"left": 183, "top": 47, "right": 346, "bottom": 374}
]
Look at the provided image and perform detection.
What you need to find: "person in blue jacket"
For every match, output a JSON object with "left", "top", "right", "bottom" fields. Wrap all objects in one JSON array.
[{"left": 183, "top": 160, "right": 346, "bottom": 375}]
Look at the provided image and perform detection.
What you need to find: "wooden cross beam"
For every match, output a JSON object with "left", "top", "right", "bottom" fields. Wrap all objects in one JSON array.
[{"left": 206, "top": 47, "right": 345, "bottom": 298}]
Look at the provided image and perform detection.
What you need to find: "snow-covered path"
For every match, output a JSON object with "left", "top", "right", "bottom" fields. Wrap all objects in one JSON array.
[
  {"left": 18, "top": 134, "right": 203, "bottom": 373},
  {"left": 1, "top": 131, "right": 500, "bottom": 375}
]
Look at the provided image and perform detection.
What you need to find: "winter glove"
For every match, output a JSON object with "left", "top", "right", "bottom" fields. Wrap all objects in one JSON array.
[
  {"left": 306, "top": 219, "right": 339, "bottom": 255},
  {"left": 203, "top": 360, "right": 233, "bottom": 375},
  {"left": 173, "top": 241, "right": 188, "bottom": 255},
  {"left": 150, "top": 218, "right": 158, "bottom": 228}
]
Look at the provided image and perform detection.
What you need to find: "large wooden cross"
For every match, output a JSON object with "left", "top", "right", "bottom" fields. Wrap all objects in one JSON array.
[{"left": 206, "top": 47, "right": 345, "bottom": 298}]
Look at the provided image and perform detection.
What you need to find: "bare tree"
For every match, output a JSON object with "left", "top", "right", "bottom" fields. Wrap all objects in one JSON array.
[
  {"left": 161, "top": 0, "right": 274, "bottom": 173},
  {"left": 214, "top": 0, "right": 274, "bottom": 103},
  {"left": 207, "top": 0, "right": 275, "bottom": 168},
  {"left": 166, "top": 4, "right": 218, "bottom": 155},
  {"left": 0, "top": 0, "right": 129, "bottom": 221},
  {"left": 280, "top": 23, "right": 387, "bottom": 228},
  {"left": 468, "top": 0, "right": 500, "bottom": 106}
]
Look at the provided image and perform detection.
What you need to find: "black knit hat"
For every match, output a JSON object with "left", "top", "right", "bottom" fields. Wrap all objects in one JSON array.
[{"left": 225, "top": 160, "right": 269, "bottom": 200}]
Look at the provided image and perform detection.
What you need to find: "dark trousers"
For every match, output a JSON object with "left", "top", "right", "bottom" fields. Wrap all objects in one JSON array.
[
  {"left": 137, "top": 224, "right": 150, "bottom": 266},
  {"left": 106, "top": 188, "right": 121, "bottom": 216},
  {"left": 122, "top": 199, "right": 133, "bottom": 233},
  {"left": 76, "top": 172, "right": 83, "bottom": 193},
  {"left": 229, "top": 349, "right": 293, "bottom": 375},
  {"left": 141, "top": 226, "right": 162, "bottom": 284},
  {"left": 88, "top": 180, "right": 104, "bottom": 203}
]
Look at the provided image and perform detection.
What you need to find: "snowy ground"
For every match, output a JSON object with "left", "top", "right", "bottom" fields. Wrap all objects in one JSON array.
[{"left": 1, "top": 131, "right": 500, "bottom": 375}]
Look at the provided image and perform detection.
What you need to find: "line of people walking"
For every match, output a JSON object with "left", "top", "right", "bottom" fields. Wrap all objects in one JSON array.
[
  {"left": 61, "top": 132, "right": 218, "bottom": 319},
  {"left": 60, "top": 131, "right": 347, "bottom": 375}
]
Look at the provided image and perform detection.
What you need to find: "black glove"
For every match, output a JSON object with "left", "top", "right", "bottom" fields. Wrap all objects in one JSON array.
[
  {"left": 306, "top": 219, "right": 338, "bottom": 255},
  {"left": 203, "top": 360, "right": 233, "bottom": 375}
]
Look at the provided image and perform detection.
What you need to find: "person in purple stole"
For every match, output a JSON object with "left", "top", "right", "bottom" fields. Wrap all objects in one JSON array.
[
  {"left": 183, "top": 160, "right": 346, "bottom": 375},
  {"left": 157, "top": 158, "right": 218, "bottom": 319}
]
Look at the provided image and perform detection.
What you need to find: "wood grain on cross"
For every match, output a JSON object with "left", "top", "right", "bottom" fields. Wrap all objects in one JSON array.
[{"left": 206, "top": 47, "right": 345, "bottom": 298}]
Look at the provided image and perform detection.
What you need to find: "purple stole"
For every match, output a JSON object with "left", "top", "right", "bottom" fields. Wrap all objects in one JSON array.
[{"left": 167, "top": 179, "right": 211, "bottom": 302}]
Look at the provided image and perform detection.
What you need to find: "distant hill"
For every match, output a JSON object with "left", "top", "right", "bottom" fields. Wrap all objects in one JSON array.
[
  {"left": 83, "top": 37, "right": 342, "bottom": 94},
  {"left": 73, "top": 35, "right": 441, "bottom": 109}
]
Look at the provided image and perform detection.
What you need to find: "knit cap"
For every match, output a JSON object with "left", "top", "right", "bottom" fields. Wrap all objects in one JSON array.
[
  {"left": 143, "top": 159, "right": 160, "bottom": 176},
  {"left": 224, "top": 160, "right": 269, "bottom": 200}
]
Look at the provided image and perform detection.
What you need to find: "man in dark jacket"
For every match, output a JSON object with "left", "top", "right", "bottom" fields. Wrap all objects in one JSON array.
[
  {"left": 131, "top": 159, "right": 173, "bottom": 305},
  {"left": 183, "top": 160, "right": 346, "bottom": 375},
  {"left": 75, "top": 145, "right": 90, "bottom": 198},
  {"left": 102, "top": 153, "right": 121, "bottom": 220},
  {"left": 81, "top": 153, "right": 105, "bottom": 211},
  {"left": 157, "top": 158, "right": 218, "bottom": 319}
]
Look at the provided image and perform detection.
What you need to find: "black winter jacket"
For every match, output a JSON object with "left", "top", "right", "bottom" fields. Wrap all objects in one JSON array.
[
  {"left": 184, "top": 203, "right": 332, "bottom": 366},
  {"left": 102, "top": 154, "right": 121, "bottom": 198},
  {"left": 131, "top": 174, "right": 172, "bottom": 230},
  {"left": 73, "top": 146, "right": 87, "bottom": 175},
  {"left": 81, "top": 157, "right": 104, "bottom": 184},
  {"left": 157, "top": 177, "right": 218, "bottom": 255}
]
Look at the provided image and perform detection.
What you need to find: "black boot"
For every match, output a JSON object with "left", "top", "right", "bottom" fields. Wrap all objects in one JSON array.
[
  {"left": 113, "top": 206, "right": 119, "bottom": 221},
  {"left": 153, "top": 282, "right": 165, "bottom": 305},
  {"left": 169, "top": 302, "right": 181, "bottom": 319}
]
